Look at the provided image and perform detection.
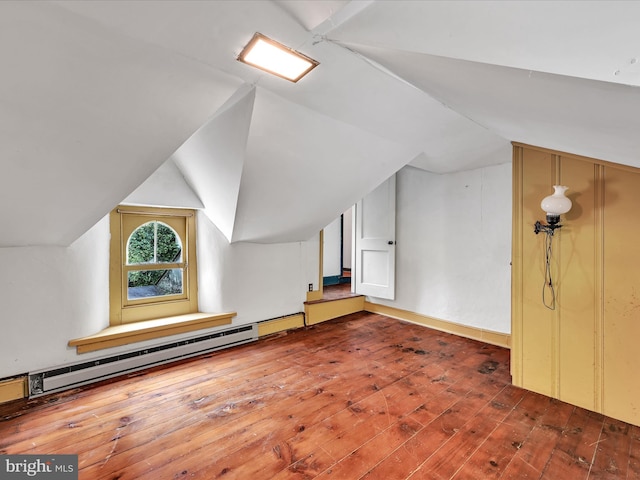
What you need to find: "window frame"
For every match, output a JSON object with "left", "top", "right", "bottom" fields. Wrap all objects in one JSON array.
[
  {"left": 122, "top": 216, "right": 186, "bottom": 306},
  {"left": 110, "top": 206, "right": 198, "bottom": 325}
]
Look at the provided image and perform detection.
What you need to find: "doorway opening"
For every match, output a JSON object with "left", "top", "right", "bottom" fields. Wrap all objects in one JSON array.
[
  {"left": 322, "top": 206, "right": 353, "bottom": 299},
  {"left": 316, "top": 173, "right": 396, "bottom": 302}
]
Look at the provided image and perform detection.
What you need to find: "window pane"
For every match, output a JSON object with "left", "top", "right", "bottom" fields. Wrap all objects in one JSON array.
[
  {"left": 156, "top": 223, "right": 182, "bottom": 262},
  {"left": 128, "top": 223, "right": 154, "bottom": 264},
  {"left": 127, "top": 221, "right": 182, "bottom": 265},
  {"left": 128, "top": 268, "right": 183, "bottom": 299}
]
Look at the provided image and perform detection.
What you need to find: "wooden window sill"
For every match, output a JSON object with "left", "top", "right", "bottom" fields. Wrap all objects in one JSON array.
[{"left": 68, "top": 312, "right": 236, "bottom": 354}]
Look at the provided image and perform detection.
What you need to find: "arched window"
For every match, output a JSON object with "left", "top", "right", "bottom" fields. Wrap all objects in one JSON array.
[
  {"left": 69, "top": 205, "right": 234, "bottom": 353},
  {"left": 110, "top": 206, "right": 198, "bottom": 325},
  {"left": 126, "top": 221, "right": 183, "bottom": 300}
]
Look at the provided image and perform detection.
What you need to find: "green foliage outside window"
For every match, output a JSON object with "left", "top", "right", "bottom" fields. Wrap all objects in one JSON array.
[{"left": 127, "top": 222, "right": 182, "bottom": 292}]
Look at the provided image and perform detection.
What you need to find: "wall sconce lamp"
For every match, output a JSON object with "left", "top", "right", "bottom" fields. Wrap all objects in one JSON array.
[
  {"left": 534, "top": 185, "right": 572, "bottom": 236},
  {"left": 533, "top": 185, "right": 572, "bottom": 310}
]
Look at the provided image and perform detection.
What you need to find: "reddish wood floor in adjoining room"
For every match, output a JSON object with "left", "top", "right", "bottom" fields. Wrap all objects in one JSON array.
[
  {"left": 322, "top": 283, "right": 355, "bottom": 300},
  {"left": 1, "top": 312, "right": 639, "bottom": 479}
]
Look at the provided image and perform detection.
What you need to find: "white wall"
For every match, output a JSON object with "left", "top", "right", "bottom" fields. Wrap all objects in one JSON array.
[
  {"left": 322, "top": 217, "right": 341, "bottom": 278},
  {"left": 198, "top": 214, "right": 317, "bottom": 322},
  {"left": 343, "top": 207, "right": 353, "bottom": 269},
  {"left": 0, "top": 217, "right": 111, "bottom": 377},
  {"left": 0, "top": 213, "right": 318, "bottom": 379},
  {"left": 0, "top": 161, "right": 510, "bottom": 380},
  {"left": 323, "top": 207, "right": 354, "bottom": 279},
  {"left": 369, "top": 163, "right": 512, "bottom": 333}
]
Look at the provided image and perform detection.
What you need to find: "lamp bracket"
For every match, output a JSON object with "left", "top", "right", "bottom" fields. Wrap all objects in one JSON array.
[{"left": 534, "top": 220, "right": 562, "bottom": 236}]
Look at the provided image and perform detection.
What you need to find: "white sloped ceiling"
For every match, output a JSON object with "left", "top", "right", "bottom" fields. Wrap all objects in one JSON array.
[
  {"left": 231, "top": 87, "right": 419, "bottom": 243},
  {"left": 123, "top": 159, "right": 204, "bottom": 210},
  {"left": 327, "top": 1, "right": 640, "bottom": 87},
  {"left": 171, "top": 85, "right": 256, "bottom": 242},
  {"left": 338, "top": 46, "right": 640, "bottom": 170},
  {"left": 0, "top": 1, "right": 241, "bottom": 246},
  {"left": 327, "top": 0, "right": 640, "bottom": 166},
  {"left": 3, "top": 1, "right": 640, "bottom": 246}
]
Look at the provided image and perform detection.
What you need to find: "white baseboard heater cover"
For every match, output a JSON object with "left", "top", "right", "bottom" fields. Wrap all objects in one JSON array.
[{"left": 28, "top": 324, "right": 257, "bottom": 397}]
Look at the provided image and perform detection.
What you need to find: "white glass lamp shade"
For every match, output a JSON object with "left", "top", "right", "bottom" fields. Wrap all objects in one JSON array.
[
  {"left": 541, "top": 185, "right": 572, "bottom": 216},
  {"left": 540, "top": 185, "right": 572, "bottom": 226}
]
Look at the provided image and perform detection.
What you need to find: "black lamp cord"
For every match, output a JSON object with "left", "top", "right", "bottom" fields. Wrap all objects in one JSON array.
[{"left": 542, "top": 231, "right": 556, "bottom": 310}]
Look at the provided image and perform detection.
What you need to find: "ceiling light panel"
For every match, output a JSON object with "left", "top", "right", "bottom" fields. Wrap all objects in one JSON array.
[{"left": 237, "top": 33, "right": 319, "bottom": 82}]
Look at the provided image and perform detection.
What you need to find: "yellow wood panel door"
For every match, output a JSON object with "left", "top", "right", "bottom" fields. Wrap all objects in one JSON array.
[
  {"left": 516, "top": 147, "right": 557, "bottom": 397},
  {"left": 513, "top": 142, "right": 640, "bottom": 427},
  {"left": 556, "top": 156, "right": 600, "bottom": 412},
  {"left": 603, "top": 166, "right": 640, "bottom": 426}
]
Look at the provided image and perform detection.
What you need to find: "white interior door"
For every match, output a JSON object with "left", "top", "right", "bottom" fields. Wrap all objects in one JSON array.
[{"left": 354, "top": 175, "right": 396, "bottom": 299}]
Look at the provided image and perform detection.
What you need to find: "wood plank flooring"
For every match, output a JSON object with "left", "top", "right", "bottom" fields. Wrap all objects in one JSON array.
[
  {"left": 321, "top": 283, "right": 356, "bottom": 300},
  {"left": 1, "top": 312, "right": 638, "bottom": 479}
]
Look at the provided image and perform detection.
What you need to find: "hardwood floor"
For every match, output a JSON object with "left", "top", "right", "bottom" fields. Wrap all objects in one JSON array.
[
  {"left": 321, "top": 283, "right": 355, "bottom": 300},
  {"left": 1, "top": 312, "right": 639, "bottom": 479}
]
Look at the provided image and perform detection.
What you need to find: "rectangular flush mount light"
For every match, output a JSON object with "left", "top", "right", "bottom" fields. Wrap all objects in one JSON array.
[{"left": 237, "top": 32, "right": 319, "bottom": 82}]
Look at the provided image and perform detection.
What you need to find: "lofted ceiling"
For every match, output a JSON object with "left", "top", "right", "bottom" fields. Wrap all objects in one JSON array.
[{"left": 1, "top": 1, "right": 639, "bottom": 247}]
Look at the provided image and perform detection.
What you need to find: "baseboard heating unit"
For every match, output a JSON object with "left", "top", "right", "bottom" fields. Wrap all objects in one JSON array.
[{"left": 28, "top": 324, "right": 258, "bottom": 397}]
